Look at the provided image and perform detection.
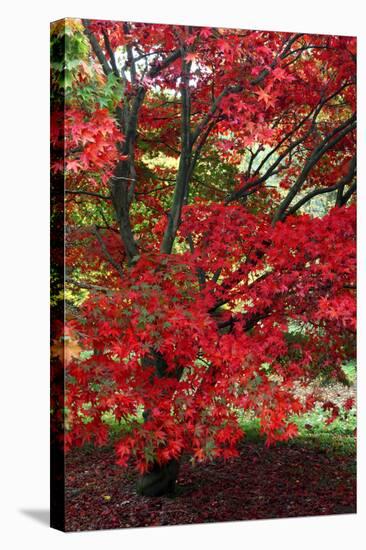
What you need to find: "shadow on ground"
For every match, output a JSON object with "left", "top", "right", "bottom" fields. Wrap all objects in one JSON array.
[{"left": 20, "top": 509, "right": 50, "bottom": 527}]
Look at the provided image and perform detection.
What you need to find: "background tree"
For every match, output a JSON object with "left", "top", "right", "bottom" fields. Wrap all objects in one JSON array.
[{"left": 51, "top": 19, "right": 356, "bottom": 496}]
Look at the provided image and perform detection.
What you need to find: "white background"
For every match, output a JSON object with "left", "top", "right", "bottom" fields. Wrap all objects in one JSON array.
[{"left": 1, "top": 0, "right": 365, "bottom": 548}]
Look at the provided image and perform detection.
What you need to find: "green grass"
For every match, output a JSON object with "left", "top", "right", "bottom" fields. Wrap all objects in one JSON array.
[
  {"left": 85, "top": 354, "right": 357, "bottom": 458},
  {"left": 342, "top": 359, "right": 356, "bottom": 384},
  {"left": 237, "top": 405, "right": 356, "bottom": 457},
  {"left": 236, "top": 358, "right": 357, "bottom": 456},
  {"left": 100, "top": 404, "right": 356, "bottom": 458},
  {"left": 102, "top": 408, "right": 145, "bottom": 439}
]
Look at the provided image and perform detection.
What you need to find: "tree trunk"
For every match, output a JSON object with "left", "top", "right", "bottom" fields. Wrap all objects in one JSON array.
[
  {"left": 136, "top": 459, "right": 180, "bottom": 497},
  {"left": 136, "top": 350, "right": 183, "bottom": 496}
]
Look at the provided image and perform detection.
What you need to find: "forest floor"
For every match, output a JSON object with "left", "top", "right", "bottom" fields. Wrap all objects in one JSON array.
[
  {"left": 64, "top": 377, "right": 356, "bottom": 531},
  {"left": 65, "top": 433, "right": 356, "bottom": 532},
  {"left": 64, "top": 363, "right": 356, "bottom": 531}
]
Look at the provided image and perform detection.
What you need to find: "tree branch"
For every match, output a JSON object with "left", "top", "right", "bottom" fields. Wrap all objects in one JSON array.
[
  {"left": 82, "top": 19, "right": 112, "bottom": 76},
  {"left": 65, "top": 189, "right": 111, "bottom": 201},
  {"left": 285, "top": 154, "right": 356, "bottom": 215},
  {"left": 272, "top": 113, "right": 356, "bottom": 223},
  {"left": 226, "top": 80, "right": 355, "bottom": 203},
  {"left": 160, "top": 49, "right": 192, "bottom": 254},
  {"left": 341, "top": 180, "right": 357, "bottom": 205},
  {"left": 336, "top": 155, "right": 357, "bottom": 206},
  {"left": 65, "top": 277, "right": 112, "bottom": 293},
  {"left": 249, "top": 33, "right": 303, "bottom": 86},
  {"left": 148, "top": 48, "right": 183, "bottom": 79},
  {"left": 286, "top": 183, "right": 342, "bottom": 215},
  {"left": 92, "top": 225, "right": 124, "bottom": 277},
  {"left": 191, "top": 85, "right": 242, "bottom": 145},
  {"left": 102, "top": 30, "right": 119, "bottom": 77}
]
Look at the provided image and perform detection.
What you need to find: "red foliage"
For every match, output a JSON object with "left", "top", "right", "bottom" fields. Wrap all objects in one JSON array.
[
  {"left": 64, "top": 205, "right": 355, "bottom": 472},
  {"left": 50, "top": 20, "right": 356, "bottom": 475}
]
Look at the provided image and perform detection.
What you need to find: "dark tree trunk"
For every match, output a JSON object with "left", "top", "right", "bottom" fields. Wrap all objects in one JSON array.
[
  {"left": 136, "top": 350, "right": 183, "bottom": 496},
  {"left": 136, "top": 459, "right": 180, "bottom": 497}
]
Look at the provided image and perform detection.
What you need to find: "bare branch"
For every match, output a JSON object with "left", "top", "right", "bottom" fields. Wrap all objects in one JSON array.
[
  {"left": 102, "top": 30, "right": 119, "bottom": 77},
  {"left": 272, "top": 113, "right": 356, "bottom": 223},
  {"left": 123, "top": 23, "right": 137, "bottom": 85},
  {"left": 160, "top": 51, "right": 193, "bottom": 254},
  {"left": 286, "top": 183, "right": 342, "bottom": 216},
  {"left": 341, "top": 181, "right": 357, "bottom": 205},
  {"left": 65, "top": 277, "right": 112, "bottom": 293},
  {"left": 65, "top": 189, "right": 111, "bottom": 201},
  {"left": 148, "top": 48, "right": 182, "bottom": 79},
  {"left": 336, "top": 155, "right": 356, "bottom": 206}
]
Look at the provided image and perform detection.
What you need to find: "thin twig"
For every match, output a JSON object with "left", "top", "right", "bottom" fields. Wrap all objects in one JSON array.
[
  {"left": 92, "top": 225, "right": 124, "bottom": 278},
  {"left": 65, "top": 277, "right": 112, "bottom": 293}
]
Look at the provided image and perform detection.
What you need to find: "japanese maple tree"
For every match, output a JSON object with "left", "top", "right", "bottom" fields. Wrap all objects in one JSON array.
[{"left": 51, "top": 19, "right": 356, "bottom": 496}]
